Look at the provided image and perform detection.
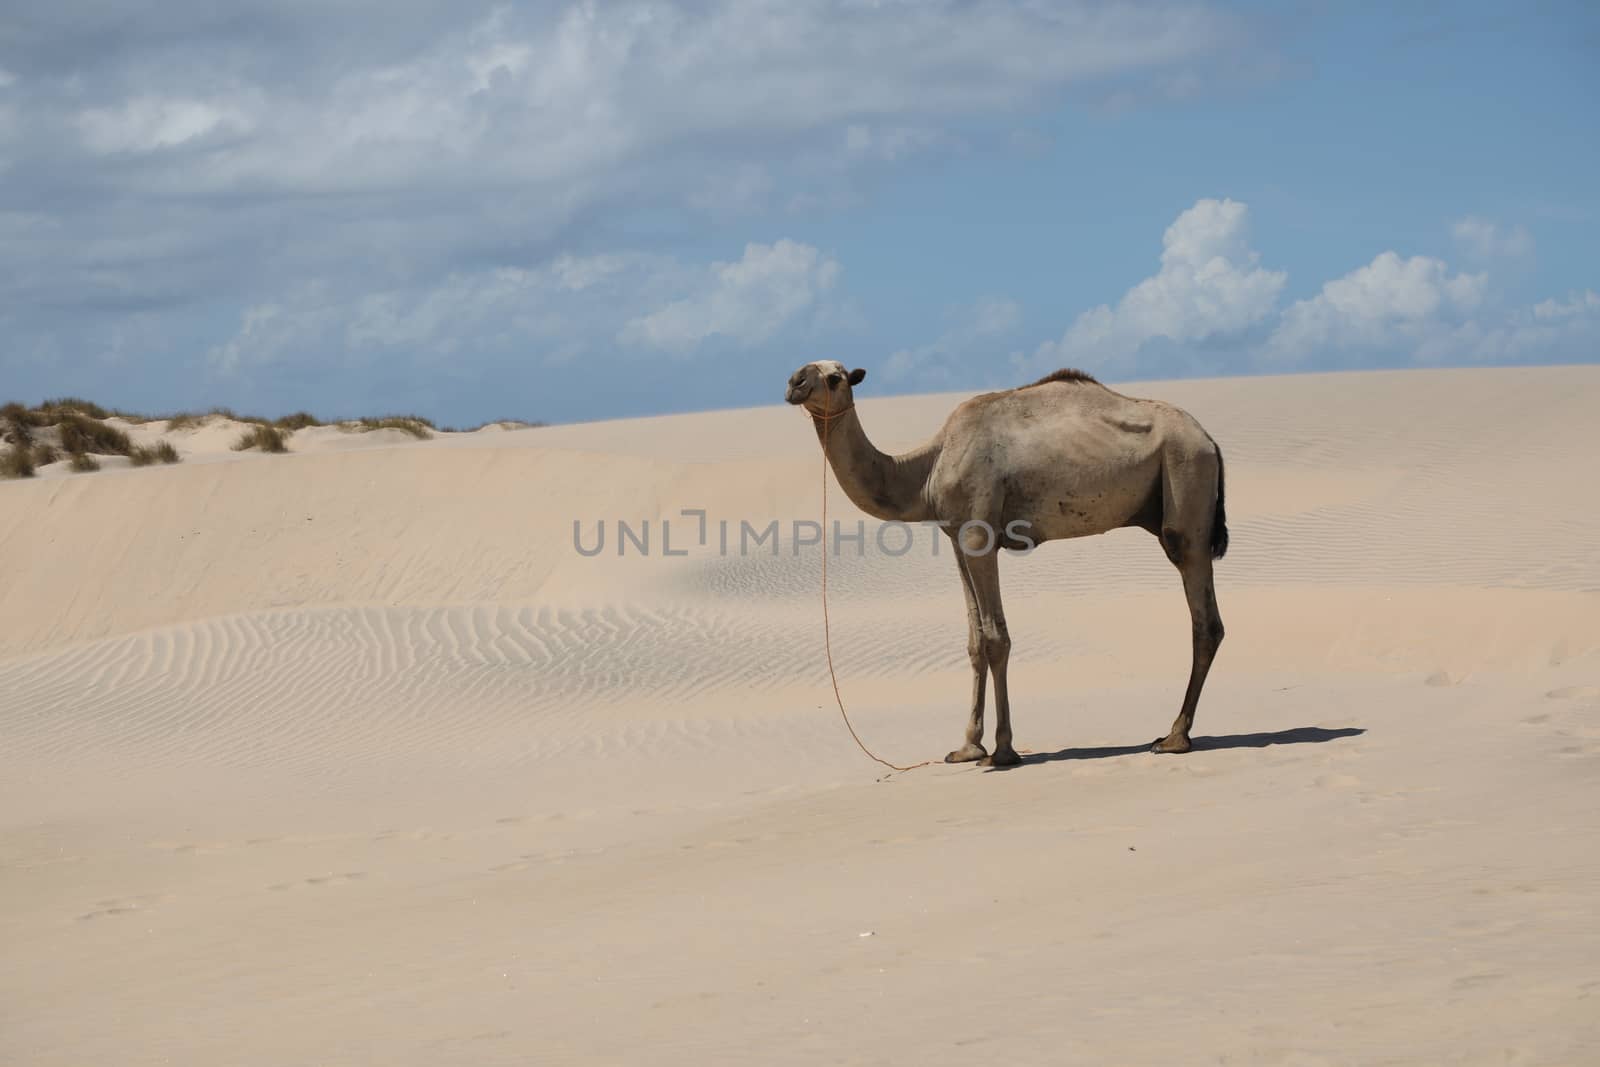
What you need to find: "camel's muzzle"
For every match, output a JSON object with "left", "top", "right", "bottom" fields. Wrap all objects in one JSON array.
[{"left": 785, "top": 375, "right": 811, "bottom": 405}]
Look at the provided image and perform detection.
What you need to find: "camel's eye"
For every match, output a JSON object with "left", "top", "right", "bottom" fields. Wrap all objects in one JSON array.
[{"left": 826, "top": 372, "right": 843, "bottom": 387}]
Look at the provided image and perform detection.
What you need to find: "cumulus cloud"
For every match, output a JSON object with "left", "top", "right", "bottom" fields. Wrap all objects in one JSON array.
[
  {"left": 208, "top": 252, "right": 663, "bottom": 372},
  {"left": 843, "top": 124, "right": 949, "bottom": 162},
  {"left": 1025, "top": 198, "right": 1286, "bottom": 374},
  {"left": 1005, "top": 204, "right": 1577, "bottom": 376},
  {"left": 1451, "top": 216, "right": 1534, "bottom": 261},
  {"left": 76, "top": 96, "right": 255, "bottom": 155},
  {"left": 1412, "top": 289, "right": 1600, "bottom": 365},
  {"left": 885, "top": 297, "right": 1023, "bottom": 385},
  {"left": 1265, "top": 252, "right": 1485, "bottom": 363},
  {"left": 206, "top": 240, "right": 840, "bottom": 371},
  {"left": 620, "top": 240, "right": 840, "bottom": 353},
  {"left": 209, "top": 296, "right": 320, "bottom": 375}
]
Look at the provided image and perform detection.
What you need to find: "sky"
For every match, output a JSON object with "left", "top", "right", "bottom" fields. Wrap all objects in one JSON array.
[{"left": 1, "top": 1, "right": 1596, "bottom": 425}]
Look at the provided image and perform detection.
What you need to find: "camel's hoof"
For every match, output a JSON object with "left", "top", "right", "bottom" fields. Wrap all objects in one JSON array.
[
  {"left": 1151, "top": 735, "right": 1192, "bottom": 754},
  {"left": 980, "top": 748, "right": 1022, "bottom": 768},
  {"left": 944, "top": 744, "right": 988, "bottom": 764}
]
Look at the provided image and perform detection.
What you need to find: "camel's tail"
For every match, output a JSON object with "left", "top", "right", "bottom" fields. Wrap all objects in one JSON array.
[{"left": 1210, "top": 444, "right": 1229, "bottom": 560}]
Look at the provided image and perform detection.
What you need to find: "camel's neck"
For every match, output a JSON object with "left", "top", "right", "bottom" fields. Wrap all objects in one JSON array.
[{"left": 811, "top": 408, "right": 939, "bottom": 523}]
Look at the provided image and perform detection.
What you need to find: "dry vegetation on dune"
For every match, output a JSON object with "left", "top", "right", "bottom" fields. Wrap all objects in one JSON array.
[
  {"left": 130, "top": 441, "right": 182, "bottom": 467},
  {"left": 56, "top": 413, "right": 132, "bottom": 457},
  {"left": 0, "top": 445, "right": 34, "bottom": 479},
  {"left": 232, "top": 424, "right": 290, "bottom": 453},
  {"left": 0, "top": 395, "right": 547, "bottom": 478},
  {"left": 2, "top": 398, "right": 182, "bottom": 477},
  {"left": 348, "top": 415, "right": 434, "bottom": 439},
  {"left": 168, "top": 407, "right": 320, "bottom": 432}
]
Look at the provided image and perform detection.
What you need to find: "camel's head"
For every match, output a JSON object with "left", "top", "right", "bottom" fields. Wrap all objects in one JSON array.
[{"left": 785, "top": 360, "right": 866, "bottom": 415}]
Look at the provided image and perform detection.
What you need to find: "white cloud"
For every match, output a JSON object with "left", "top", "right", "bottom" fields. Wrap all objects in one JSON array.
[
  {"left": 686, "top": 163, "right": 775, "bottom": 218},
  {"left": 208, "top": 293, "right": 328, "bottom": 374},
  {"left": 843, "top": 124, "right": 948, "bottom": 161},
  {"left": 548, "top": 253, "right": 638, "bottom": 293},
  {"left": 57, "top": 2, "right": 1241, "bottom": 198},
  {"left": 76, "top": 96, "right": 254, "bottom": 155},
  {"left": 1533, "top": 290, "right": 1600, "bottom": 321},
  {"left": 1026, "top": 197, "right": 1285, "bottom": 374},
  {"left": 620, "top": 240, "right": 840, "bottom": 353},
  {"left": 885, "top": 297, "right": 1022, "bottom": 384},
  {"left": 1266, "top": 251, "right": 1485, "bottom": 363},
  {"left": 1006, "top": 205, "right": 1578, "bottom": 376},
  {"left": 1452, "top": 216, "right": 1534, "bottom": 261},
  {"left": 208, "top": 254, "right": 661, "bottom": 371},
  {"left": 207, "top": 242, "right": 841, "bottom": 370},
  {"left": 1412, "top": 289, "right": 1600, "bottom": 365}
]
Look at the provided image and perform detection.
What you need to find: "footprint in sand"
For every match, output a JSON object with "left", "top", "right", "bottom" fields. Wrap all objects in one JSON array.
[
  {"left": 489, "top": 845, "right": 608, "bottom": 873},
  {"left": 267, "top": 872, "right": 368, "bottom": 891},
  {"left": 1546, "top": 685, "right": 1600, "bottom": 701},
  {"left": 149, "top": 840, "right": 231, "bottom": 855},
  {"left": 76, "top": 893, "right": 170, "bottom": 921},
  {"left": 1314, "top": 773, "right": 1363, "bottom": 789}
]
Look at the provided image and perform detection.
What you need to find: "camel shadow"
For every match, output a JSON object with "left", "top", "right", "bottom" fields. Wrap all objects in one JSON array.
[{"left": 1001, "top": 726, "right": 1366, "bottom": 769}]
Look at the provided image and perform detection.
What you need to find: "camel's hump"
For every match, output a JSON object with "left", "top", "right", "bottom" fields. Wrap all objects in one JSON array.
[{"left": 1026, "top": 367, "right": 1100, "bottom": 388}]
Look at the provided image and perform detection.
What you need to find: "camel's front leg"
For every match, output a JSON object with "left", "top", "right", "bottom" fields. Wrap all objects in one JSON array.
[
  {"left": 962, "top": 548, "right": 1020, "bottom": 768},
  {"left": 945, "top": 550, "right": 989, "bottom": 763}
]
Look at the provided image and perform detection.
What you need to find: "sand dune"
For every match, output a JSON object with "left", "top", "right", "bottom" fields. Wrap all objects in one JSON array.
[{"left": 3, "top": 366, "right": 1598, "bottom": 1064}]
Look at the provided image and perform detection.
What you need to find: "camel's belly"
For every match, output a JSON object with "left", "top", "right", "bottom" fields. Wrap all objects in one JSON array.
[
  {"left": 996, "top": 433, "right": 1163, "bottom": 544},
  {"left": 1005, "top": 467, "right": 1157, "bottom": 543}
]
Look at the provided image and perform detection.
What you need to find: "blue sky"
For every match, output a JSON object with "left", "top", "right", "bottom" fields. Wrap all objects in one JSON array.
[{"left": 1, "top": 1, "right": 1595, "bottom": 424}]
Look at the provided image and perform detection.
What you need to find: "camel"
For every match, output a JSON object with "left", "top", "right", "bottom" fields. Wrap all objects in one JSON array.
[{"left": 785, "top": 360, "right": 1228, "bottom": 767}]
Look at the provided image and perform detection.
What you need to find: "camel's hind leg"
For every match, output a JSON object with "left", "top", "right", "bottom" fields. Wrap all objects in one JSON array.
[
  {"left": 1153, "top": 540, "right": 1224, "bottom": 754},
  {"left": 1150, "top": 438, "right": 1227, "bottom": 753}
]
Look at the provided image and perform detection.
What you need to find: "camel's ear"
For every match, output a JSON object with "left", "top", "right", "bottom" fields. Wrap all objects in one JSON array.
[{"left": 848, "top": 368, "right": 866, "bottom": 386}]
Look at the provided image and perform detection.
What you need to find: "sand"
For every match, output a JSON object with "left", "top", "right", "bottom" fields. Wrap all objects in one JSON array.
[{"left": 2, "top": 366, "right": 1597, "bottom": 1064}]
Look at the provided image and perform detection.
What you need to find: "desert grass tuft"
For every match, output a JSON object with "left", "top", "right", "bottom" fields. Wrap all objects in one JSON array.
[
  {"left": 1, "top": 446, "right": 35, "bottom": 479},
  {"left": 273, "top": 411, "right": 322, "bottom": 430},
  {"left": 56, "top": 413, "right": 132, "bottom": 456},
  {"left": 69, "top": 452, "right": 100, "bottom": 472},
  {"left": 40, "top": 397, "right": 113, "bottom": 421},
  {"left": 31, "top": 443, "right": 60, "bottom": 466},
  {"left": 2, "top": 402, "right": 37, "bottom": 447},
  {"left": 232, "top": 424, "right": 289, "bottom": 453},
  {"left": 347, "top": 415, "right": 434, "bottom": 439},
  {"left": 129, "top": 442, "right": 180, "bottom": 467},
  {"left": 166, "top": 408, "right": 252, "bottom": 429}
]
